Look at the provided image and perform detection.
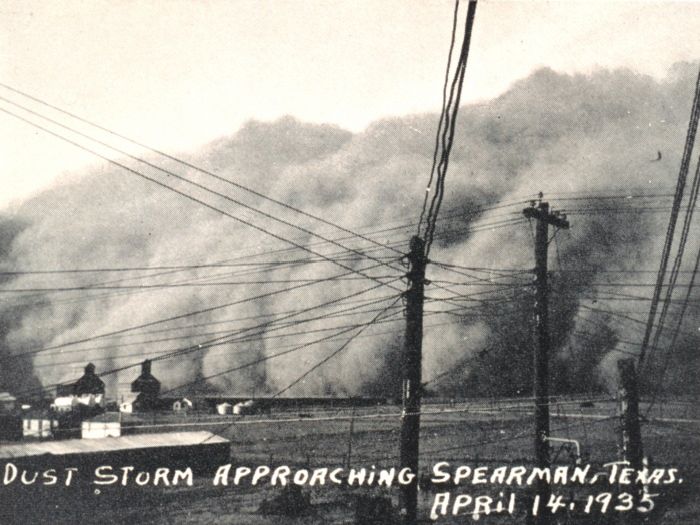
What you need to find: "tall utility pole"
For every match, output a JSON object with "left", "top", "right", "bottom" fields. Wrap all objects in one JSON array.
[
  {"left": 523, "top": 201, "right": 569, "bottom": 524},
  {"left": 617, "top": 358, "right": 644, "bottom": 512},
  {"left": 399, "top": 236, "right": 427, "bottom": 525}
]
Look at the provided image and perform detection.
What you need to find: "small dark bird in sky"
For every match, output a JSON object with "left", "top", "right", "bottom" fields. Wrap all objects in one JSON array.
[{"left": 653, "top": 150, "right": 662, "bottom": 161}]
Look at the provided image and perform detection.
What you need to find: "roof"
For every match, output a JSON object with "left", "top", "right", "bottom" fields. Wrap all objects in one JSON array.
[
  {"left": 83, "top": 412, "right": 121, "bottom": 423},
  {"left": 0, "top": 431, "right": 228, "bottom": 459},
  {"left": 0, "top": 392, "right": 16, "bottom": 401},
  {"left": 53, "top": 397, "right": 78, "bottom": 406}
]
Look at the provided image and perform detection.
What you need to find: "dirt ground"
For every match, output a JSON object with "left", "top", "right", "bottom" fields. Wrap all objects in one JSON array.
[{"left": 1, "top": 399, "right": 698, "bottom": 524}]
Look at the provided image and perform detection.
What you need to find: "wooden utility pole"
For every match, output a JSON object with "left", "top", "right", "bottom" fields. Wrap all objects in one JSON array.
[
  {"left": 399, "top": 236, "right": 427, "bottom": 525},
  {"left": 617, "top": 358, "right": 644, "bottom": 502},
  {"left": 523, "top": 201, "right": 569, "bottom": 524},
  {"left": 345, "top": 404, "right": 356, "bottom": 469}
]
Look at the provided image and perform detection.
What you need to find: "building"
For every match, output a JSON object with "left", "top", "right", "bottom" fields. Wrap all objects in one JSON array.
[
  {"left": 73, "top": 363, "right": 105, "bottom": 396},
  {"left": 22, "top": 416, "right": 58, "bottom": 439},
  {"left": 0, "top": 431, "right": 230, "bottom": 475},
  {"left": 81, "top": 413, "right": 121, "bottom": 439},
  {"left": 216, "top": 402, "right": 232, "bottom": 415},
  {"left": 119, "top": 396, "right": 137, "bottom": 414},
  {"left": 131, "top": 359, "right": 161, "bottom": 410},
  {"left": 233, "top": 399, "right": 258, "bottom": 415},
  {"left": 172, "top": 398, "right": 194, "bottom": 412},
  {"left": 51, "top": 396, "right": 79, "bottom": 413}
]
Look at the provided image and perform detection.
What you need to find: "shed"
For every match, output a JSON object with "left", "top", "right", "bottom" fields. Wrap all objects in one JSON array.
[
  {"left": 0, "top": 431, "right": 230, "bottom": 475},
  {"left": 233, "top": 399, "right": 257, "bottom": 415},
  {"left": 216, "top": 402, "right": 232, "bottom": 415},
  {"left": 119, "top": 395, "right": 137, "bottom": 414},
  {"left": 173, "top": 398, "right": 194, "bottom": 412}
]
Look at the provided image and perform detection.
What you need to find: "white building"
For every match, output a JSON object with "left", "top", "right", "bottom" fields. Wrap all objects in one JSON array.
[
  {"left": 23, "top": 417, "right": 57, "bottom": 439},
  {"left": 82, "top": 414, "right": 121, "bottom": 439},
  {"left": 233, "top": 399, "right": 257, "bottom": 415},
  {"left": 51, "top": 396, "right": 79, "bottom": 412},
  {"left": 216, "top": 402, "right": 232, "bottom": 415}
]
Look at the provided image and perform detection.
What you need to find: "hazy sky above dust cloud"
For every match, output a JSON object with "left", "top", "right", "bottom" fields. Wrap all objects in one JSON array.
[{"left": 1, "top": 0, "right": 699, "bottom": 209}]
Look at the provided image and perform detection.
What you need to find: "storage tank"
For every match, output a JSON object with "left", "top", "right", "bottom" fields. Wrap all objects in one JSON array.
[
  {"left": 73, "top": 363, "right": 105, "bottom": 396},
  {"left": 131, "top": 359, "right": 161, "bottom": 410}
]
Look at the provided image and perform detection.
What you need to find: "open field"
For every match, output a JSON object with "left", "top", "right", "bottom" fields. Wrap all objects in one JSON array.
[{"left": 1, "top": 397, "right": 698, "bottom": 524}]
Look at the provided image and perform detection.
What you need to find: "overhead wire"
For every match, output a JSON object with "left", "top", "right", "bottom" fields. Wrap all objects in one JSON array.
[
  {"left": 422, "top": 0, "right": 478, "bottom": 256},
  {"left": 637, "top": 65, "right": 700, "bottom": 365},
  {"left": 11, "top": 276, "right": 402, "bottom": 398},
  {"left": 644, "top": 163, "right": 700, "bottom": 414},
  {"left": 25, "top": 276, "right": 523, "bottom": 372},
  {"left": 1, "top": 259, "right": 394, "bottom": 363},
  {"left": 0, "top": 101, "right": 406, "bottom": 295},
  {"left": 644, "top": 152, "right": 700, "bottom": 373},
  {"left": 29, "top": 294, "right": 405, "bottom": 364},
  {"left": 161, "top": 295, "right": 401, "bottom": 397},
  {"left": 417, "top": 0, "right": 461, "bottom": 232},
  {"left": 271, "top": 295, "right": 404, "bottom": 398},
  {"left": 0, "top": 83, "right": 408, "bottom": 260},
  {"left": 19, "top": 280, "right": 527, "bottom": 389}
]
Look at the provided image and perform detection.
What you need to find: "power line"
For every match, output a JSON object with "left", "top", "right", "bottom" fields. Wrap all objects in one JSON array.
[
  {"left": 106, "top": 279, "right": 402, "bottom": 373},
  {"left": 417, "top": 0, "right": 461, "bottom": 232},
  {"left": 195, "top": 296, "right": 403, "bottom": 445},
  {"left": 17, "top": 282, "right": 523, "bottom": 394},
  {"left": 0, "top": 274, "right": 398, "bottom": 293},
  {"left": 7, "top": 257, "right": 525, "bottom": 372},
  {"left": 637, "top": 65, "right": 700, "bottom": 365},
  {"left": 272, "top": 296, "right": 403, "bottom": 398},
  {"left": 422, "top": 0, "right": 478, "bottom": 257},
  {"left": 30, "top": 294, "right": 517, "bottom": 372},
  {"left": 552, "top": 193, "right": 676, "bottom": 201},
  {"left": 1, "top": 260, "right": 393, "bottom": 363},
  {"left": 0, "top": 83, "right": 407, "bottom": 259},
  {"left": 0, "top": 258, "right": 391, "bottom": 276},
  {"left": 0, "top": 102, "right": 405, "bottom": 295},
  {"left": 162, "top": 295, "right": 402, "bottom": 397},
  {"left": 645, "top": 155, "right": 700, "bottom": 373},
  {"left": 11, "top": 277, "right": 401, "bottom": 398},
  {"left": 29, "top": 294, "right": 405, "bottom": 365},
  {"left": 644, "top": 171, "right": 700, "bottom": 414},
  {"left": 30, "top": 297, "right": 404, "bottom": 363},
  {"left": 32, "top": 280, "right": 520, "bottom": 370}
]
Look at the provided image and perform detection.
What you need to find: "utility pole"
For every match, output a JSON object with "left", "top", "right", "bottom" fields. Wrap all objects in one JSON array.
[
  {"left": 345, "top": 404, "right": 356, "bottom": 469},
  {"left": 523, "top": 201, "right": 569, "bottom": 524},
  {"left": 399, "top": 236, "right": 427, "bottom": 525},
  {"left": 617, "top": 358, "right": 644, "bottom": 512}
]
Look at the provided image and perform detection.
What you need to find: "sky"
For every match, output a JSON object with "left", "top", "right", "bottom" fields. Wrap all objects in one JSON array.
[{"left": 1, "top": 0, "right": 700, "bottom": 209}]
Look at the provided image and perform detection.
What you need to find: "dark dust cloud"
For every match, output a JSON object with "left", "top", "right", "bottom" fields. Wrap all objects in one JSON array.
[{"left": 1, "top": 64, "right": 699, "bottom": 399}]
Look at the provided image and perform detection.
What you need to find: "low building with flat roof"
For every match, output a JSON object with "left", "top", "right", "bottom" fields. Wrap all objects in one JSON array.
[{"left": 0, "top": 431, "right": 230, "bottom": 476}]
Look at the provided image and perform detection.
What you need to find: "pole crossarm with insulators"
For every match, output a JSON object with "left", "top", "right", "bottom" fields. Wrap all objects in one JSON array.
[
  {"left": 523, "top": 202, "right": 571, "bottom": 230},
  {"left": 399, "top": 235, "right": 427, "bottom": 525},
  {"left": 522, "top": 200, "right": 569, "bottom": 525}
]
